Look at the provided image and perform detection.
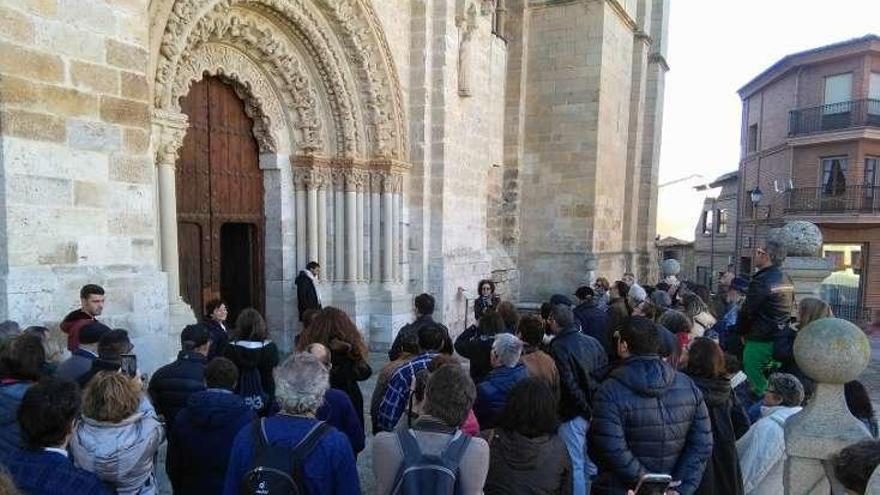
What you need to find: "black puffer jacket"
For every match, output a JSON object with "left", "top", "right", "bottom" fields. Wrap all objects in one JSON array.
[
  {"left": 148, "top": 351, "right": 207, "bottom": 427},
  {"left": 687, "top": 375, "right": 749, "bottom": 495},
  {"left": 484, "top": 429, "right": 572, "bottom": 495},
  {"left": 591, "top": 356, "right": 713, "bottom": 495},
  {"left": 223, "top": 340, "right": 280, "bottom": 413},
  {"left": 737, "top": 265, "right": 794, "bottom": 342},
  {"left": 388, "top": 315, "right": 453, "bottom": 361},
  {"left": 548, "top": 325, "right": 608, "bottom": 421}
]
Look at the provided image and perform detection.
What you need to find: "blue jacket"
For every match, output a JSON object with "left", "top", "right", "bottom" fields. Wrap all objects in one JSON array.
[
  {"left": 55, "top": 348, "right": 97, "bottom": 383},
  {"left": 222, "top": 415, "right": 360, "bottom": 495},
  {"left": 591, "top": 356, "right": 714, "bottom": 495},
  {"left": 548, "top": 326, "right": 608, "bottom": 421},
  {"left": 574, "top": 300, "right": 612, "bottom": 355},
  {"left": 148, "top": 350, "right": 207, "bottom": 427},
  {"left": 169, "top": 389, "right": 257, "bottom": 495},
  {"left": 0, "top": 449, "right": 110, "bottom": 495},
  {"left": 316, "top": 388, "right": 365, "bottom": 454},
  {"left": 0, "top": 380, "right": 31, "bottom": 452},
  {"left": 474, "top": 363, "right": 528, "bottom": 429}
]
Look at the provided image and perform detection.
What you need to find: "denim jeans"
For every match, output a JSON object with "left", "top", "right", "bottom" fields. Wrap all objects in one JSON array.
[{"left": 560, "top": 416, "right": 596, "bottom": 495}]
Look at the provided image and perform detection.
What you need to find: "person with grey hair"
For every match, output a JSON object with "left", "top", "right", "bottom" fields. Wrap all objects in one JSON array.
[
  {"left": 737, "top": 372, "right": 804, "bottom": 495},
  {"left": 473, "top": 333, "right": 527, "bottom": 429},
  {"left": 373, "top": 364, "right": 490, "bottom": 495},
  {"left": 738, "top": 236, "right": 795, "bottom": 396},
  {"left": 222, "top": 353, "right": 360, "bottom": 495},
  {"left": 547, "top": 302, "right": 608, "bottom": 495}
]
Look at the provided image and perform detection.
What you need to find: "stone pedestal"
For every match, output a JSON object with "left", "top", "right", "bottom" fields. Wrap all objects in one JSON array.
[
  {"left": 778, "top": 221, "right": 832, "bottom": 308},
  {"left": 784, "top": 317, "right": 872, "bottom": 494}
]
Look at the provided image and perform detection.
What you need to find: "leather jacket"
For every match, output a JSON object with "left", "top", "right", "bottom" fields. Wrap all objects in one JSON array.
[{"left": 737, "top": 265, "right": 794, "bottom": 342}]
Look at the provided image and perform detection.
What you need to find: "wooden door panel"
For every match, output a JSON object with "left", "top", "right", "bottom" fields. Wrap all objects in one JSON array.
[
  {"left": 178, "top": 221, "right": 203, "bottom": 316},
  {"left": 176, "top": 76, "right": 265, "bottom": 317}
]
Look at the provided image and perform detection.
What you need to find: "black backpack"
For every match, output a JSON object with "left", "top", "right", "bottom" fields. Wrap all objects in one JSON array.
[
  {"left": 238, "top": 365, "right": 270, "bottom": 414},
  {"left": 239, "top": 419, "right": 331, "bottom": 495},
  {"left": 390, "top": 428, "right": 471, "bottom": 495}
]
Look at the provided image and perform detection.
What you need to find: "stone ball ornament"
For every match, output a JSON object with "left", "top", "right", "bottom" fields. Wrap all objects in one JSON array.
[
  {"left": 781, "top": 221, "right": 824, "bottom": 257},
  {"left": 660, "top": 259, "right": 681, "bottom": 277},
  {"left": 794, "top": 317, "right": 870, "bottom": 384}
]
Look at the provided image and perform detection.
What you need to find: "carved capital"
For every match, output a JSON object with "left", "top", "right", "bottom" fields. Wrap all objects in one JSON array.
[
  {"left": 152, "top": 109, "right": 189, "bottom": 168},
  {"left": 294, "top": 167, "right": 329, "bottom": 191},
  {"left": 380, "top": 172, "right": 403, "bottom": 194},
  {"left": 344, "top": 168, "right": 367, "bottom": 192}
]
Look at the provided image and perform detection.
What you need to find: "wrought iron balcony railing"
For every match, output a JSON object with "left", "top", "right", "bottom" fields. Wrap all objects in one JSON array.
[
  {"left": 788, "top": 99, "right": 880, "bottom": 136},
  {"left": 785, "top": 186, "right": 880, "bottom": 214}
]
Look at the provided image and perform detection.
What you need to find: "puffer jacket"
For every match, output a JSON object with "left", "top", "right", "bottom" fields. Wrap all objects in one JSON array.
[
  {"left": 737, "top": 265, "right": 794, "bottom": 342},
  {"left": 454, "top": 324, "right": 496, "bottom": 383},
  {"left": 548, "top": 325, "right": 608, "bottom": 421},
  {"left": 573, "top": 300, "right": 611, "bottom": 355},
  {"left": 222, "top": 340, "right": 280, "bottom": 413},
  {"left": 169, "top": 389, "right": 256, "bottom": 495},
  {"left": 591, "top": 356, "right": 713, "bottom": 495},
  {"left": 147, "top": 350, "right": 206, "bottom": 427},
  {"left": 688, "top": 375, "right": 749, "bottom": 495},
  {"left": 484, "top": 429, "right": 572, "bottom": 495},
  {"left": 70, "top": 398, "right": 165, "bottom": 495},
  {"left": 0, "top": 380, "right": 32, "bottom": 452},
  {"left": 474, "top": 363, "right": 528, "bottom": 429}
]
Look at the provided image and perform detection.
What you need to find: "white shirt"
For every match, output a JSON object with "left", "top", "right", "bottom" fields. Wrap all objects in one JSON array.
[
  {"left": 43, "top": 447, "right": 69, "bottom": 458},
  {"left": 305, "top": 269, "right": 322, "bottom": 305}
]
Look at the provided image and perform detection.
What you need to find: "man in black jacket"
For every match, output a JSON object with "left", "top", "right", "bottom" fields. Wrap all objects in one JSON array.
[
  {"left": 388, "top": 293, "right": 453, "bottom": 361},
  {"left": 738, "top": 238, "right": 794, "bottom": 396},
  {"left": 148, "top": 324, "right": 209, "bottom": 429},
  {"left": 547, "top": 303, "right": 608, "bottom": 495},
  {"left": 295, "top": 261, "right": 322, "bottom": 322},
  {"left": 573, "top": 286, "right": 611, "bottom": 356}
]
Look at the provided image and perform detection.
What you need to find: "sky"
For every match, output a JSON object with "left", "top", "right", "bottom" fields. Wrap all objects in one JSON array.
[{"left": 656, "top": 0, "right": 880, "bottom": 240}]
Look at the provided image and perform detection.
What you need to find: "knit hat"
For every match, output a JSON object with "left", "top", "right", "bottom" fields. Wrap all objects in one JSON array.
[
  {"left": 767, "top": 372, "right": 805, "bottom": 406},
  {"left": 549, "top": 294, "right": 573, "bottom": 307},
  {"left": 79, "top": 322, "right": 111, "bottom": 345}
]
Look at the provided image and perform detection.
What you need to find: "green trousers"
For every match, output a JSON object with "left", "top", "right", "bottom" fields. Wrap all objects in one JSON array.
[{"left": 743, "top": 339, "right": 775, "bottom": 395}]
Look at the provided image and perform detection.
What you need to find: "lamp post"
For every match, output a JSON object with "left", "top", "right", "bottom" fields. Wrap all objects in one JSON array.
[{"left": 749, "top": 185, "right": 763, "bottom": 273}]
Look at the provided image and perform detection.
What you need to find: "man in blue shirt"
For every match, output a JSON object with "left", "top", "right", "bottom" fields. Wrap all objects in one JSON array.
[
  {"left": 0, "top": 378, "right": 109, "bottom": 495},
  {"left": 376, "top": 323, "right": 447, "bottom": 432}
]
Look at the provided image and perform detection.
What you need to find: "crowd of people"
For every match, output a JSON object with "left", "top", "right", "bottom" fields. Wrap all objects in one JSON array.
[{"left": 0, "top": 243, "right": 879, "bottom": 495}]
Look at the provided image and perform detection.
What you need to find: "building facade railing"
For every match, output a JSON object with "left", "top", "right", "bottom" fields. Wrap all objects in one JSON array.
[
  {"left": 788, "top": 99, "right": 880, "bottom": 136},
  {"left": 785, "top": 186, "right": 880, "bottom": 214}
]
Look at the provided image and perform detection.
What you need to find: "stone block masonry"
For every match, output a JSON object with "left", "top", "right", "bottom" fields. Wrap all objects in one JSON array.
[{"left": 0, "top": 0, "right": 172, "bottom": 371}]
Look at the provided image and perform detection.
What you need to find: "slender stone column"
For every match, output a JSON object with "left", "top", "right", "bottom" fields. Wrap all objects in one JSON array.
[
  {"left": 382, "top": 173, "right": 393, "bottom": 282},
  {"left": 334, "top": 174, "right": 345, "bottom": 281},
  {"left": 392, "top": 190, "right": 401, "bottom": 282},
  {"left": 371, "top": 173, "right": 382, "bottom": 282},
  {"left": 317, "top": 185, "right": 328, "bottom": 279},
  {"left": 356, "top": 190, "right": 365, "bottom": 281},
  {"left": 294, "top": 173, "right": 306, "bottom": 270},
  {"left": 344, "top": 170, "right": 362, "bottom": 282},
  {"left": 306, "top": 186, "right": 318, "bottom": 264}
]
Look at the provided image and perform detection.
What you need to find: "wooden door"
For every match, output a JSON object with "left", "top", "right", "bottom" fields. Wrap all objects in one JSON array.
[{"left": 177, "top": 77, "right": 264, "bottom": 324}]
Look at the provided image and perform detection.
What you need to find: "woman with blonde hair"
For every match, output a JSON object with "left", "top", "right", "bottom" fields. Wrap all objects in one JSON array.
[
  {"left": 297, "top": 307, "right": 372, "bottom": 426},
  {"left": 797, "top": 297, "right": 832, "bottom": 330},
  {"left": 71, "top": 371, "right": 164, "bottom": 495}
]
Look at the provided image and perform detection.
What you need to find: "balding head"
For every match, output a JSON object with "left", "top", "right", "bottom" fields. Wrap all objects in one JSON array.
[{"left": 307, "top": 342, "right": 330, "bottom": 366}]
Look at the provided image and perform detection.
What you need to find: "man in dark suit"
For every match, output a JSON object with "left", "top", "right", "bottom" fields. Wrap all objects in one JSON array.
[
  {"left": 0, "top": 378, "right": 109, "bottom": 495},
  {"left": 295, "top": 261, "right": 322, "bottom": 322}
]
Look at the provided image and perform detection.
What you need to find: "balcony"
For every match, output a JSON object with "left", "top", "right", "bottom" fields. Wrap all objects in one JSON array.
[
  {"left": 788, "top": 99, "right": 880, "bottom": 137},
  {"left": 785, "top": 186, "right": 880, "bottom": 214}
]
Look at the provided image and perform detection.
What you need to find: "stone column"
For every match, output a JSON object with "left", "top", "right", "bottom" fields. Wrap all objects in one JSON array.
[
  {"left": 357, "top": 189, "right": 365, "bottom": 281},
  {"left": 317, "top": 182, "right": 328, "bottom": 280},
  {"left": 392, "top": 182, "right": 401, "bottom": 282},
  {"left": 344, "top": 170, "right": 363, "bottom": 282},
  {"left": 294, "top": 172, "right": 307, "bottom": 270},
  {"left": 371, "top": 173, "right": 382, "bottom": 282},
  {"left": 306, "top": 181, "right": 319, "bottom": 264},
  {"left": 152, "top": 110, "right": 196, "bottom": 328},
  {"left": 784, "top": 317, "right": 872, "bottom": 494},
  {"left": 382, "top": 173, "right": 394, "bottom": 282},
  {"left": 334, "top": 171, "right": 345, "bottom": 281}
]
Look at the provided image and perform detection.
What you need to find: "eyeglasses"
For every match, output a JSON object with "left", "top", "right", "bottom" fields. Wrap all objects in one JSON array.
[{"left": 756, "top": 248, "right": 768, "bottom": 257}]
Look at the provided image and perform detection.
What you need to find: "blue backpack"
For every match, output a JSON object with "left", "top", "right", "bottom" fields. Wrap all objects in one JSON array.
[{"left": 390, "top": 428, "right": 471, "bottom": 495}]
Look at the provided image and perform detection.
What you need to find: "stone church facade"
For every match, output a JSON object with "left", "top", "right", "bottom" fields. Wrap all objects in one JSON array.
[{"left": 0, "top": 0, "right": 668, "bottom": 369}]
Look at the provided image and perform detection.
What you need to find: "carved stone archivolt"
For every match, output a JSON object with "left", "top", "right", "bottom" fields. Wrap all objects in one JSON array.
[{"left": 154, "top": 0, "right": 408, "bottom": 160}]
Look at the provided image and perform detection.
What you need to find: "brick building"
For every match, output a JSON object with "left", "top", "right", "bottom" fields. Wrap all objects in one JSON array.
[
  {"left": 737, "top": 34, "right": 880, "bottom": 321},
  {"left": 692, "top": 171, "right": 738, "bottom": 287},
  {"left": 0, "top": 0, "right": 670, "bottom": 369}
]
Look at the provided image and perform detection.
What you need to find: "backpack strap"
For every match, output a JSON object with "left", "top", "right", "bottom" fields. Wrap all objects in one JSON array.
[
  {"left": 439, "top": 431, "right": 471, "bottom": 469},
  {"left": 289, "top": 421, "right": 332, "bottom": 494},
  {"left": 390, "top": 428, "right": 424, "bottom": 494}
]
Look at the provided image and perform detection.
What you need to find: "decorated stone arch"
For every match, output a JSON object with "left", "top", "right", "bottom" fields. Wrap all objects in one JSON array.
[{"left": 150, "top": 0, "right": 411, "bottom": 342}]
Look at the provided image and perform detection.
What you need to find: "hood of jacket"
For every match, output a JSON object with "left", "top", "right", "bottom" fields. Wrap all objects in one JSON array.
[
  {"left": 226, "top": 340, "right": 272, "bottom": 368},
  {"left": 184, "top": 390, "right": 250, "bottom": 429},
  {"left": 494, "top": 430, "right": 555, "bottom": 470},
  {"left": 610, "top": 356, "right": 676, "bottom": 398},
  {"left": 689, "top": 375, "right": 731, "bottom": 407},
  {"left": 71, "top": 410, "right": 162, "bottom": 490}
]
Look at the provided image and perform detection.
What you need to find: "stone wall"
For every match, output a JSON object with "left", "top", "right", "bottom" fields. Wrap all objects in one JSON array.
[{"left": 0, "top": 0, "right": 170, "bottom": 369}]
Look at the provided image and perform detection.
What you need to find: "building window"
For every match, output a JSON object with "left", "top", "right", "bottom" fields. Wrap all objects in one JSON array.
[
  {"left": 702, "top": 210, "right": 714, "bottom": 236},
  {"left": 747, "top": 124, "right": 758, "bottom": 152},
  {"left": 866, "top": 157, "right": 877, "bottom": 200},
  {"left": 823, "top": 73, "right": 853, "bottom": 114},
  {"left": 821, "top": 157, "right": 848, "bottom": 195},
  {"left": 716, "top": 209, "right": 729, "bottom": 234}
]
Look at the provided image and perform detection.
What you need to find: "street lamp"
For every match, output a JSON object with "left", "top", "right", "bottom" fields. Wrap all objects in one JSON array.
[{"left": 749, "top": 186, "right": 763, "bottom": 206}]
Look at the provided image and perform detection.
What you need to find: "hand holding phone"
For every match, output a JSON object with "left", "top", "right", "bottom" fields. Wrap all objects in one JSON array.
[
  {"left": 120, "top": 354, "right": 138, "bottom": 378},
  {"left": 634, "top": 474, "right": 673, "bottom": 495}
]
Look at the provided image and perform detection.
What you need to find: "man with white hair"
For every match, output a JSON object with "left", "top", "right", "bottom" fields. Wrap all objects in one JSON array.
[
  {"left": 222, "top": 353, "right": 360, "bottom": 495},
  {"left": 473, "top": 333, "right": 527, "bottom": 429}
]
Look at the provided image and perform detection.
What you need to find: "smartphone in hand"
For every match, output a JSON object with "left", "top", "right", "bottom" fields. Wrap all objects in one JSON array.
[{"left": 634, "top": 474, "right": 673, "bottom": 495}]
